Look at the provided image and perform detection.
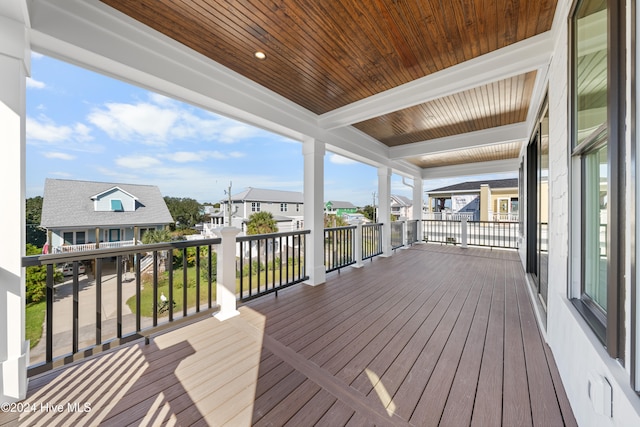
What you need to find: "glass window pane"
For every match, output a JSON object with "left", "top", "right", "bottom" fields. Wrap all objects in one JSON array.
[
  {"left": 575, "top": 0, "right": 608, "bottom": 145},
  {"left": 583, "top": 144, "right": 608, "bottom": 311}
]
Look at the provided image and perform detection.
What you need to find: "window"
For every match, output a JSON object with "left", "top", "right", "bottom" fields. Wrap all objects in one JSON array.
[
  {"left": 570, "top": 0, "right": 625, "bottom": 358},
  {"left": 251, "top": 202, "right": 261, "bottom": 212},
  {"left": 76, "top": 231, "right": 86, "bottom": 245},
  {"left": 111, "top": 199, "right": 124, "bottom": 211},
  {"left": 280, "top": 203, "right": 287, "bottom": 212},
  {"left": 63, "top": 232, "right": 73, "bottom": 245}
]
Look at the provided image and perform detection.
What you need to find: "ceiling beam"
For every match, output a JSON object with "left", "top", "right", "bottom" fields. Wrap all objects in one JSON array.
[
  {"left": 422, "top": 159, "right": 520, "bottom": 180},
  {"left": 389, "top": 123, "right": 528, "bottom": 160},
  {"left": 318, "top": 32, "right": 554, "bottom": 131}
]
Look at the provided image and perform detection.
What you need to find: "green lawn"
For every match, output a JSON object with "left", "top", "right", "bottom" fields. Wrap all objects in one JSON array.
[{"left": 26, "top": 301, "right": 46, "bottom": 349}]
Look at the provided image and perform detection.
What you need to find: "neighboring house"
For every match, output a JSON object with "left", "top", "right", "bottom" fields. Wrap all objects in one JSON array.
[
  {"left": 219, "top": 187, "right": 304, "bottom": 232},
  {"left": 40, "top": 178, "right": 174, "bottom": 252},
  {"left": 324, "top": 201, "right": 357, "bottom": 217},
  {"left": 426, "top": 178, "right": 521, "bottom": 222},
  {"left": 390, "top": 195, "right": 413, "bottom": 220}
]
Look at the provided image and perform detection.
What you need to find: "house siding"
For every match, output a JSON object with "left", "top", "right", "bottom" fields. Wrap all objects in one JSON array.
[
  {"left": 94, "top": 188, "right": 135, "bottom": 211},
  {"left": 527, "top": 2, "right": 640, "bottom": 424}
]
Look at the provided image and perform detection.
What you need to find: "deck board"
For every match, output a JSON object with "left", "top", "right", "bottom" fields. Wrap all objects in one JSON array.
[{"left": 2, "top": 244, "right": 576, "bottom": 426}]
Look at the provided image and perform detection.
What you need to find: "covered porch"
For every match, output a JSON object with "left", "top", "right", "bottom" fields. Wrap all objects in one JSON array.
[{"left": 1, "top": 245, "right": 575, "bottom": 426}]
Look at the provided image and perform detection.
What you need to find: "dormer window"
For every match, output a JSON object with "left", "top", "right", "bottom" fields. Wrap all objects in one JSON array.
[{"left": 111, "top": 199, "right": 124, "bottom": 211}]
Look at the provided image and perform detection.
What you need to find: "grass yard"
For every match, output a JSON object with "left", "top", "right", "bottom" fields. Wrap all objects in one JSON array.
[{"left": 26, "top": 301, "right": 46, "bottom": 349}]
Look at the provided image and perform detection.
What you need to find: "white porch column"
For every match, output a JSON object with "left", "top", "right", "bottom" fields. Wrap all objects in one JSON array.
[
  {"left": 214, "top": 227, "right": 241, "bottom": 320},
  {"left": 378, "top": 166, "right": 392, "bottom": 257},
  {"left": 303, "top": 138, "right": 326, "bottom": 285},
  {"left": 413, "top": 176, "right": 425, "bottom": 242},
  {"left": 0, "top": 9, "right": 29, "bottom": 403}
]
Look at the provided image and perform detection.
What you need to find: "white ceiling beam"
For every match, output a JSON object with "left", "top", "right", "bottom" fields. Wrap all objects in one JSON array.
[
  {"left": 318, "top": 32, "right": 554, "bottom": 131},
  {"left": 389, "top": 123, "right": 528, "bottom": 160},
  {"left": 422, "top": 159, "right": 520, "bottom": 180}
]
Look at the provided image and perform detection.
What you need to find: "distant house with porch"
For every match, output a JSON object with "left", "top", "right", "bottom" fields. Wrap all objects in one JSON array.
[
  {"left": 390, "top": 194, "right": 413, "bottom": 220},
  {"left": 40, "top": 178, "right": 174, "bottom": 252},
  {"left": 324, "top": 201, "right": 357, "bottom": 217},
  {"left": 219, "top": 187, "right": 304, "bottom": 232},
  {"left": 426, "top": 178, "right": 520, "bottom": 222}
]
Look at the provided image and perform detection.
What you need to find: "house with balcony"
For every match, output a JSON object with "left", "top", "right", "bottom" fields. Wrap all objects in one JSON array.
[
  {"left": 390, "top": 194, "right": 414, "bottom": 221},
  {"left": 218, "top": 187, "right": 305, "bottom": 232},
  {"left": 324, "top": 200, "right": 358, "bottom": 217},
  {"left": 426, "top": 178, "right": 521, "bottom": 222},
  {"left": 3, "top": 0, "right": 640, "bottom": 426},
  {"left": 40, "top": 178, "right": 174, "bottom": 252}
]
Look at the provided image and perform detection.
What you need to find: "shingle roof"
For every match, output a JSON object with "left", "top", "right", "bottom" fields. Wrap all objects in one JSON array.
[
  {"left": 41, "top": 178, "right": 174, "bottom": 228},
  {"left": 326, "top": 201, "right": 357, "bottom": 209},
  {"left": 226, "top": 187, "right": 304, "bottom": 204},
  {"left": 391, "top": 195, "right": 412, "bottom": 206},
  {"left": 427, "top": 178, "right": 519, "bottom": 193}
]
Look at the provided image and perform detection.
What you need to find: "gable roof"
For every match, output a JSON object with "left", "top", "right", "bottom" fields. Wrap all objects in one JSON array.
[
  {"left": 390, "top": 195, "right": 412, "bottom": 207},
  {"left": 41, "top": 178, "right": 174, "bottom": 228},
  {"left": 427, "top": 178, "right": 519, "bottom": 193},
  {"left": 226, "top": 187, "right": 304, "bottom": 204},
  {"left": 90, "top": 186, "right": 138, "bottom": 201}
]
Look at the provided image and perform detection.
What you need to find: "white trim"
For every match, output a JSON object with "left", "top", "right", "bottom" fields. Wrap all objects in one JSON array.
[
  {"left": 389, "top": 123, "right": 528, "bottom": 160},
  {"left": 318, "top": 32, "right": 554, "bottom": 130},
  {"left": 422, "top": 159, "right": 520, "bottom": 180}
]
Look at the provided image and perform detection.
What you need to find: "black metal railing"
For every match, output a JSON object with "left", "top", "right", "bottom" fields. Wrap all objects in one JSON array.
[
  {"left": 422, "top": 219, "right": 520, "bottom": 249},
  {"left": 391, "top": 221, "right": 404, "bottom": 249},
  {"left": 407, "top": 220, "right": 419, "bottom": 245},
  {"left": 467, "top": 221, "right": 519, "bottom": 249},
  {"left": 362, "top": 223, "right": 383, "bottom": 260},
  {"left": 324, "top": 226, "right": 357, "bottom": 273},
  {"left": 423, "top": 220, "right": 463, "bottom": 245},
  {"left": 22, "top": 238, "right": 221, "bottom": 376},
  {"left": 237, "top": 230, "right": 309, "bottom": 302}
]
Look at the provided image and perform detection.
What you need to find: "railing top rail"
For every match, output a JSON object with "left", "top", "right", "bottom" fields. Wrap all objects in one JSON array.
[
  {"left": 363, "top": 222, "right": 383, "bottom": 227},
  {"left": 324, "top": 225, "right": 357, "bottom": 231},
  {"left": 235, "top": 229, "right": 310, "bottom": 242},
  {"left": 22, "top": 238, "right": 222, "bottom": 267}
]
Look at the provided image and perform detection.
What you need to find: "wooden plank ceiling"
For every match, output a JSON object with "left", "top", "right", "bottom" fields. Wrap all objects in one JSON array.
[{"left": 100, "top": 0, "right": 557, "bottom": 168}]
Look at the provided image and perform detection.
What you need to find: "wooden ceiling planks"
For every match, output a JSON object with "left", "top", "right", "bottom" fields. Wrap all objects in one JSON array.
[
  {"left": 353, "top": 71, "right": 536, "bottom": 147},
  {"left": 408, "top": 141, "right": 523, "bottom": 168},
  {"left": 100, "top": 0, "right": 557, "bottom": 116}
]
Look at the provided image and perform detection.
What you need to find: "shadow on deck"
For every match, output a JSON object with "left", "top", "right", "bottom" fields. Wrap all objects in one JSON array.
[{"left": 0, "top": 244, "right": 576, "bottom": 426}]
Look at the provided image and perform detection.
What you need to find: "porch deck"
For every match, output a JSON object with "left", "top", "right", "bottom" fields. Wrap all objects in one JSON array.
[{"left": 1, "top": 244, "right": 575, "bottom": 426}]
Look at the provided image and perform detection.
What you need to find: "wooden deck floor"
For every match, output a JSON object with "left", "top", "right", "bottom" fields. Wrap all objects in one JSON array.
[{"left": 1, "top": 244, "right": 576, "bottom": 426}]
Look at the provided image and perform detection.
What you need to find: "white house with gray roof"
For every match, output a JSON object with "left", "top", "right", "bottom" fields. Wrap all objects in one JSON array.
[
  {"left": 41, "top": 178, "right": 174, "bottom": 252},
  {"left": 219, "top": 187, "right": 304, "bottom": 232}
]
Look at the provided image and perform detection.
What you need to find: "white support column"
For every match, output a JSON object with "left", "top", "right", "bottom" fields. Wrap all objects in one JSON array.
[
  {"left": 461, "top": 217, "right": 468, "bottom": 248},
  {"left": 214, "top": 227, "right": 241, "bottom": 320},
  {"left": 413, "top": 176, "right": 425, "bottom": 243},
  {"left": 350, "top": 219, "right": 364, "bottom": 268},
  {"left": 303, "top": 138, "right": 326, "bottom": 285},
  {"left": 0, "top": 10, "right": 29, "bottom": 403},
  {"left": 378, "top": 167, "right": 392, "bottom": 257}
]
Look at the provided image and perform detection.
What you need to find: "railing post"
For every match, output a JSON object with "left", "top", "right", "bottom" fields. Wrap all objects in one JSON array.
[
  {"left": 461, "top": 217, "right": 468, "bottom": 248},
  {"left": 351, "top": 220, "right": 364, "bottom": 268},
  {"left": 403, "top": 220, "right": 409, "bottom": 248},
  {"left": 214, "top": 227, "right": 241, "bottom": 320}
]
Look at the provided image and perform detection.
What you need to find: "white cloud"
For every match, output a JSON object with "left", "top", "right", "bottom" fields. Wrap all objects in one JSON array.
[
  {"left": 31, "top": 52, "right": 44, "bottom": 60},
  {"left": 115, "top": 155, "right": 162, "bottom": 169},
  {"left": 43, "top": 152, "right": 76, "bottom": 160},
  {"left": 329, "top": 154, "right": 357, "bottom": 165},
  {"left": 26, "top": 77, "right": 46, "bottom": 89},
  {"left": 26, "top": 116, "right": 99, "bottom": 151},
  {"left": 50, "top": 171, "right": 72, "bottom": 178},
  {"left": 88, "top": 102, "right": 179, "bottom": 144}
]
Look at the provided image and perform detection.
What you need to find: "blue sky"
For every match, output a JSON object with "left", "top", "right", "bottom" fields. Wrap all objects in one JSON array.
[{"left": 26, "top": 53, "right": 515, "bottom": 207}]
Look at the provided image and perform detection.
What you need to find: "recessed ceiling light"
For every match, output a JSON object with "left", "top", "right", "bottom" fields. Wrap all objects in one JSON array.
[{"left": 254, "top": 51, "right": 266, "bottom": 60}]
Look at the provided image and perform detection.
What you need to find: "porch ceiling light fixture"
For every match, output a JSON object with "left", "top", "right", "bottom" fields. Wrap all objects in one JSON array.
[{"left": 254, "top": 51, "right": 266, "bottom": 60}]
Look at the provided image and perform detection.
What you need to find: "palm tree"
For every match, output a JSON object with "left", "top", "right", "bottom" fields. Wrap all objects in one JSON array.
[{"left": 246, "top": 212, "right": 278, "bottom": 235}]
